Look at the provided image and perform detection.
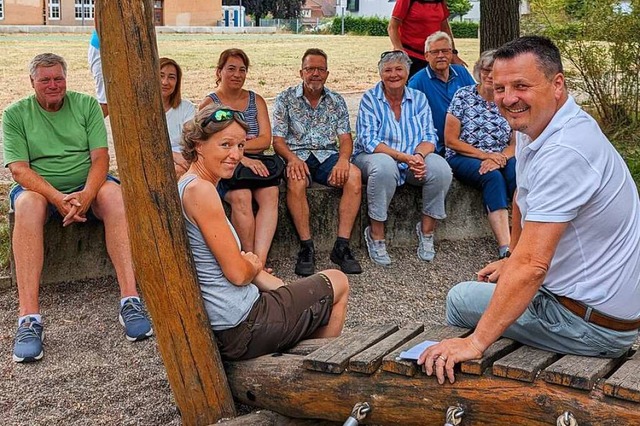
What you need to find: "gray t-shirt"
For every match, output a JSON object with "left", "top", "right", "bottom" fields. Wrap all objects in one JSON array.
[{"left": 178, "top": 174, "right": 260, "bottom": 330}]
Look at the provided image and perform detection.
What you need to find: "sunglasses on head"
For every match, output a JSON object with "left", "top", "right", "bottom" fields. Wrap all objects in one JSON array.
[
  {"left": 380, "top": 50, "right": 409, "bottom": 59},
  {"left": 201, "top": 108, "right": 245, "bottom": 128}
]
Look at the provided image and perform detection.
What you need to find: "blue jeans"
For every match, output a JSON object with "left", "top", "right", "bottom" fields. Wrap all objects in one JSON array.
[
  {"left": 447, "top": 154, "right": 516, "bottom": 212},
  {"left": 446, "top": 281, "right": 638, "bottom": 357},
  {"left": 353, "top": 152, "right": 452, "bottom": 222}
]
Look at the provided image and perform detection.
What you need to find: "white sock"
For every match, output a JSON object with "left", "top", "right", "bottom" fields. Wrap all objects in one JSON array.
[
  {"left": 18, "top": 314, "right": 42, "bottom": 326},
  {"left": 120, "top": 296, "right": 140, "bottom": 308}
]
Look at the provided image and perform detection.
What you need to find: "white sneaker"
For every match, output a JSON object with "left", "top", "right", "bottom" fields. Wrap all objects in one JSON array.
[
  {"left": 415, "top": 222, "right": 435, "bottom": 261},
  {"left": 364, "top": 226, "right": 392, "bottom": 266}
]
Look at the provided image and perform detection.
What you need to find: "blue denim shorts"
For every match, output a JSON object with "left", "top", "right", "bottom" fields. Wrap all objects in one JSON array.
[
  {"left": 9, "top": 174, "right": 120, "bottom": 215},
  {"left": 305, "top": 153, "right": 340, "bottom": 186}
]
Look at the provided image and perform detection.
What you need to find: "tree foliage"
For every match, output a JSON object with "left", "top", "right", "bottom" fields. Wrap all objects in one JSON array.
[
  {"left": 232, "top": 0, "right": 305, "bottom": 21},
  {"left": 526, "top": 0, "right": 640, "bottom": 129},
  {"left": 447, "top": 0, "right": 473, "bottom": 18}
]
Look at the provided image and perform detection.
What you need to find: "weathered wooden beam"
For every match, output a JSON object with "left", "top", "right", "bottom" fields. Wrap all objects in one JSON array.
[
  {"left": 493, "top": 346, "right": 561, "bottom": 383},
  {"left": 96, "top": 1, "right": 235, "bottom": 424},
  {"left": 460, "top": 338, "right": 519, "bottom": 376},
  {"left": 303, "top": 325, "right": 398, "bottom": 373},
  {"left": 225, "top": 354, "right": 640, "bottom": 425},
  {"left": 543, "top": 354, "right": 624, "bottom": 391},
  {"left": 602, "top": 351, "right": 640, "bottom": 403},
  {"left": 349, "top": 323, "right": 424, "bottom": 374}
]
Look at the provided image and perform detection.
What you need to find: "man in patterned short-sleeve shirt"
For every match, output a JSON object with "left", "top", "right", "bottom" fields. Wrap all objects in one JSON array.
[{"left": 273, "top": 48, "right": 362, "bottom": 277}]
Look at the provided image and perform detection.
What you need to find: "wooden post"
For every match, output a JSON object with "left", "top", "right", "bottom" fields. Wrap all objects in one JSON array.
[{"left": 95, "top": 1, "right": 236, "bottom": 424}]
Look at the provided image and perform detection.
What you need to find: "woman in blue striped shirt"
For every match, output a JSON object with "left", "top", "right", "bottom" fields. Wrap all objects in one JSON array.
[{"left": 353, "top": 50, "right": 452, "bottom": 266}]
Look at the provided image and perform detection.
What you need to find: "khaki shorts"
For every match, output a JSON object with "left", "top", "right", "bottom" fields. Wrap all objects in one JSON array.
[{"left": 215, "top": 273, "right": 334, "bottom": 360}]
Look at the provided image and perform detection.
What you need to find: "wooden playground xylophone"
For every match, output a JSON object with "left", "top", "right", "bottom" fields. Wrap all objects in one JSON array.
[{"left": 225, "top": 324, "right": 640, "bottom": 425}]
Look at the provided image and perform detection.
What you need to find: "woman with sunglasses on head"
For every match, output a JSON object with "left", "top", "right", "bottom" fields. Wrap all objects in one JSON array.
[
  {"left": 199, "top": 48, "right": 279, "bottom": 271},
  {"left": 160, "top": 57, "right": 196, "bottom": 177},
  {"left": 178, "top": 105, "right": 349, "bottom": 360},
  {"left": 388, "top": 0, "right": 467, "bottom": 78},
  {"left": 353, "top": 50, "right": 452, "bottom": 266},
  {"left": 444, "top": 50, "right": 516, "bottom": 259}
]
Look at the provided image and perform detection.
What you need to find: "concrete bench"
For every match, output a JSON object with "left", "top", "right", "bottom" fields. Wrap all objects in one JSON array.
[{"left": 6, "top": 179, "right": 490, "bottom": 288}]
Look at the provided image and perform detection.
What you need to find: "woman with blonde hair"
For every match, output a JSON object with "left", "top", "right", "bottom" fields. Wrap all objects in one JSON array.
[{"left": 177, "top": 105, "right": 349, "bottom": 360}]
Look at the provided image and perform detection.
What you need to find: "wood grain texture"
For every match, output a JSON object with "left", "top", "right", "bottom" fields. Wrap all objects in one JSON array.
[
  {"left": 97, "top": 1, "right": 235, "bottom": 424},
  {"left": 492, "top": 345, "right": 561, "bottom": 383},
  {"left": 225, "top": 353, "right": 640, "bottom": 426},
  {"left": 303, "top": 325, "right": 398, "bottom": 373},
  {"left": 349, "top": 323, "right": 424, "bottom": 374},
  {"left": 381, "top": 325, "right": 469, "bottom": 377},
  {"left": 460, "top": 338, "right": 520, "bottom": 375},
  {"left": 603, "top": 351, "right": 640, "bottom": 403},
  {"left": 543, "top": 354, "right": 623, "bottom": 390}
]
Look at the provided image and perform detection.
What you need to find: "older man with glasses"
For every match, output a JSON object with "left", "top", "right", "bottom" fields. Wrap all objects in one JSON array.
[
  {"left": 408, "top": 31, "right": 475, "bottom": 156},
  {"left": 272, "top": 48, "right": 363, "bottom": 277}
]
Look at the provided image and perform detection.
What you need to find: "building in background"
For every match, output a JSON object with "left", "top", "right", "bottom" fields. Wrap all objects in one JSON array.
[{"left": 0, "top": 0, "right": 222, "bottom": 26}]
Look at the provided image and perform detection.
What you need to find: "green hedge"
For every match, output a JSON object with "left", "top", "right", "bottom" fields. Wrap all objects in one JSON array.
[
  {"left": 331, "top": 16, "right": 478, "bottom": 39},
  {"left": 451, "top": 21, "right": 479, "bottom": 39}
]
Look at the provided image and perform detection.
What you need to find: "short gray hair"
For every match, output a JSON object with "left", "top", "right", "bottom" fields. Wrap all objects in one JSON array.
[
  {"left": 473, "top": 49, "right": 496, "bottom": 80},
  {"left": 29, "top": 53, "right": 67, "bottom": 78},
  {"left": 378, "top": 50, "right": 412, "bottom": 75},
  {"left": 424, "top": 31, "right": 452, "bottom": 53}
]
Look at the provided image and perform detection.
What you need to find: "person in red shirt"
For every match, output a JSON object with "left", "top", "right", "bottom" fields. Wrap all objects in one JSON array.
[{"left": 388, "top": 0, "right": 467, "bottom": 78}]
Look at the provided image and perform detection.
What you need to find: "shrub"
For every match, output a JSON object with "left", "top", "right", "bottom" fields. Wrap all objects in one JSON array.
[
  {"left": 450, "top": 21, "right": 479, "bottom": 39},
  {"left": 331, "top": 16, "right": 389, "bottom": 36}
]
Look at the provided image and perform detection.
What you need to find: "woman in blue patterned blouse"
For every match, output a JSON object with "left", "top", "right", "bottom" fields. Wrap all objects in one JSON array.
[{"left": 444, "top": 50, "right": 516, "bottom": 259}]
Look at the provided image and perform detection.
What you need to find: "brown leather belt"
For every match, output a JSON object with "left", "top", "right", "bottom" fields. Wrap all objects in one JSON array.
[{"left": 556, "top": 295, "right": 640, "bottom": 332}]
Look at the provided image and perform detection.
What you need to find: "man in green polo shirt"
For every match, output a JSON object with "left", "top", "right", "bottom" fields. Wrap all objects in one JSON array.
[{"left": 2, "top": 53, "right": 153, "bottom": 363}]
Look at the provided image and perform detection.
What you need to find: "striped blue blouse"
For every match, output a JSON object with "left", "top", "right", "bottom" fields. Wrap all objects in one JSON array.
[{"left": 353, "top": 82, "right": 438, "bottom": 184}]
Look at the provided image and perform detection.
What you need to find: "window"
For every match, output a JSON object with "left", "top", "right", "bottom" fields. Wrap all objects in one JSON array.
[
  {"left": 347, "top": 0, "right": 359, "bottom": 12},
  {"left": 302, "top": 9, "right": 312, "bottom": 18},
  {"left": 0, "top": 0, "right": 4, "bottom": 20},
  {"left": 75, "top": 0, "right": 95, "bottom": 20},
  {"left": 48, "top": 0, "right": 61, "bottom": 20}
]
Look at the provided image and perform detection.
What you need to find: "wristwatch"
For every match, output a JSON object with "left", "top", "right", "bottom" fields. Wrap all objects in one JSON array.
[{"left": 452, "top": 49, "right": 459, "bottom": 55}]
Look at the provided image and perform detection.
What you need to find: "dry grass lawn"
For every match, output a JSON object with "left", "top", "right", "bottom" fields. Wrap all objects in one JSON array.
[{"left": 0, "top": 33, "right": 480, "bottom": 115}]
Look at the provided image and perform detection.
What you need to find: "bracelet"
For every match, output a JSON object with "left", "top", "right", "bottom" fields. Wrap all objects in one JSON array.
[{"left": 414, "top": 152, "right": 425, "bottom": 159}]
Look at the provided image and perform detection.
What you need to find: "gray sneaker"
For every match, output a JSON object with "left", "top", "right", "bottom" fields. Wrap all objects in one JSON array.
[
  {"left": 415, "top": 222, "right": 435, "bottom": 261},
  {"left": 119, "top": 298, "right": 153, "bottom": 342},
  {"left": 364, "top": 226, "right": 391, "bottom": 266},
  {"left": 13, "top": 317, "right": 44, "bottom": 363}
]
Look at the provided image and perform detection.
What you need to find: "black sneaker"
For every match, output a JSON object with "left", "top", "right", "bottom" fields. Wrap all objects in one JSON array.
[
  {"left": 330, "top": 244, "right": 363, "bottom": 274},
  {"left": 295, "top": 244, "right": 315, "bottom": 276}
]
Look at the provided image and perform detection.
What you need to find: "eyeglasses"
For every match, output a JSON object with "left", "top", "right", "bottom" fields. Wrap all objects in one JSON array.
[
  {"left": 201, "top": 108, "right": 245, "bottom": 128},
  {"left": 302, "top": 66, "right": 328, "bottom": 74},
  {"left": 428, "top": 48, "right": 453, "bottom": 56}
]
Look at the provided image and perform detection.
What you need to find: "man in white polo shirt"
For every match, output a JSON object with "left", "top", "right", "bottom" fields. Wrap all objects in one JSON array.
[{"left": 417, "top": 36, "right": 640, "bottom": 385}]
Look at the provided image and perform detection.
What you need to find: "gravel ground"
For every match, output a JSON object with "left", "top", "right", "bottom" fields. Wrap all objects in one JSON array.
[{"left": 0, "top": 238, "right": 496, "bottom": 426}]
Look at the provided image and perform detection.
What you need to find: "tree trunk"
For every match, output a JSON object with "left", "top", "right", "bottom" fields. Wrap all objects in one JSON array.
[
  {"left": 480, "top": 0, "right": 520, "bottom": 52},
  {"left": 95, "top": 1, "right": 236, "bottom": 424}
]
